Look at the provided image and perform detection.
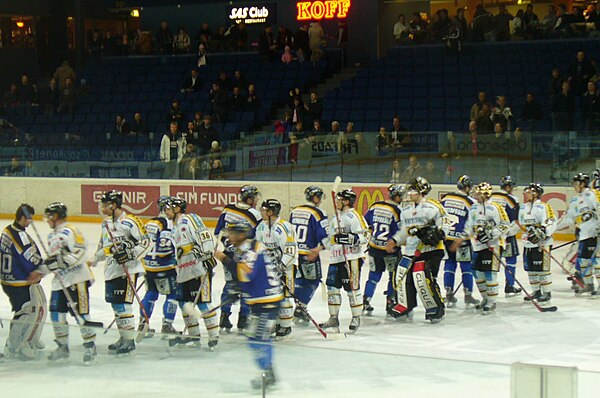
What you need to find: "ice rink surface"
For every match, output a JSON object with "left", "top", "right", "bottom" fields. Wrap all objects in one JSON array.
[{"left": 1, "top": 221, "right": 599, "bottom": 397}]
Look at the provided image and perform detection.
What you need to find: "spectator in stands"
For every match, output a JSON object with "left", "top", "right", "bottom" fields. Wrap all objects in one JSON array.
[
  {"left": 115, "top": 115, "right": 130, "bottom": 136},
  {"left": 403, "top": 155, "right": 422, "bottom": 181},
  {"left": 4, "top": 157, "right": 24, "bottom": 176},
  {"left": 53, "top": 61, "right": 76, "bottom": 89},
  {"left": 519, "top": 93, "right": 543, "bottom": 127},
  {"left": 388, "top": 159, "right": 402, "bottom": 183},
  {"left": 160, "top": 121, "right": 185, "bottom": 178},
  {"left": 552, "top": 80, "right": 575, "bottom": 131},
  {"left": 431, "top": 9, "right": 452, "bottom": 42},
  {"left": 197, "top": 43, "right": 208, "bottom": 67},
  {"left": 133, "top": 29, "right": 153, "bottom": 55},
  {"left": 89, "top": 31, "right": 102, "bottom": 59},
  {"left": 510, "top": 10, "right": 525, "bottom": 40},
  {"left": 181, "top": 69, "right": 202, "bottom": 93},
  {"left": 581, "top": 81, "right": 600, "bottom": 132},
  {"left": 57, "top": 78, "right": 76, "bottom": 115},
  {"left": 288, "top": 87, "right": 302, "bottom": 110},
  {"left": 246, "top": 84, "right": 260, "bottom": 111},
  {"left": 311, "top": 119, "right": 324, "bottom": 136},
  {"left": 493, "top": 122, "right": 505, "bottom": 138},
  {"left": 470, "top": 91, "right": 490, "bottom": 121},
  {"left": 491, "top": 95, "right": 513, "bottom": 131},
  {"left": 208, "top": 141, "right": 224, "bottom": 179},
  {"left": 39, "top": 78, "right": 59, "bottom": 115},
  {"left": 568, "top": 51, "right": 596, "bottom": 95},
  {"left": 78, "top": 79, "right": 89, "bottom": 97},
  {"left": 179, "top": 143, "right": 199, "bottom": 180},
  {"left": 394, "top": 14, "right": 410, "bottom": 43},
  {"left": 543, "top": 5, "right": 558, "bottom": 32},
  {"left": 102, "top": 29, "right": 117, "bottom": 56},
  {"left": 196, "top": 22, "right": 212, "bottom": 46},
  {"left": 231, "top": 21, "right": 248, "bottom": 51},
  {"left": 193, "top": 111, "right": 203, "bottom": 129},
  {"left": 166, "top": 99, "right": 185, "bottom": 124},
  {"left": 229, "top": 86, "right": 246, "bottom": 112},
  {"left": 330, "top": 121, "right": 341, "bottom": 136},
  {"left": 156, "top": 21, "right": 173, "bottom": 54},
  {"left": 198, "top": 115, "right": 218, "bottom": 154},
  {"left": 304, "top": 91, "right": 323, "bottom": 124},
  {"left": 294, "top": 24, "right": 310, "bottom": 63},
  {"left": 130, "top": 112, "right": 149, "bottom": 135},
  {"left": 337, "top": 18, "right": 348, "bottom": 53},
  {"left": 231, "top": 71, "right": 247, "bottom": 94},
  {"left": 17, "top": 74, "right": 33, "bottom": 116},
  {"left": 553, "top": 4, "right": 569, "bottom": 37},
  {"left": 495, "top": 5, "right": 513, "bottom": 41},
  {"left": 472, "top": 5, "right": 496, "bottom": 42},
  {"left": 209, "top": 82, "right": 228, "bottom": 122},
  {"left": 217, "top": 71, "right": 231, "bottom": 92},
  {"left": 277, "top": 25, "right": 293, "bottom": 51},
  {"left": 289, "top": 121, "right": 303, "bottom": 163},
  {"left": 548, "top": 68, "right": 563, "bottom": 97},
  {"left": 212, "top": 26, "right": 226, "bottom": 51},
  {"left": 173, "top": 27, "right": 191, "bottom": 53},
  {"left": 390, "top": 116, "right": 410, "bottom": 148},
  {"left": 259, "top": 26, "right": 277, "bottom": 62},
  {"left": 281, "top": 45, "right": 293, "bottom": 65},
  {"left": 476, "top": 104, "right": 494, "bottom": 133},
  {"left": 274, "top": 120, "right": 286, "bottom": 144},
  {"left": 377, "top": 127, "right": 391, "bottom": 155},
  {"left": 523, "top": 4, "right": 539, "bottom": 36},
  {"left": 1, "top": 84, "right": 19, "bottom": 114},
  {"left": 185, "top": 121, "right": 199, "bottom": 145},
  {"left": 309, "top": 21, "right": 325, "bottom": 62},
  {"left": 409, "top": 12, "right": 429, "bottom": 44}
]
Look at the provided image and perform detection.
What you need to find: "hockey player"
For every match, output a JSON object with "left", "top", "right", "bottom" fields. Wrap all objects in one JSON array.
[
  {"left": 389, "top": 177, "right": 446, "bottom": 323},
  {"left": 1, "top": 204, "right": 46, "bottom": 360},
  {"left": 320, "top": 189, "right": 370, "bottom": 333},
  {"left": 92, "top": 190, "right": 150, "bottom": 355},
  {"left": 451, "top": 182, "right": 510, "bottom": 314},
  {"left": 166, "top": 197, "right": 219, "bottom": 349},
  {"left": 557, "top": 173, "right": 600, "bottom": 294},
  {"left": 139, "top": 196, "right": 179, "bottom": 338},
  {"left": 363, "top": 184, "right": 404, "bottom": 317},
  {"left": 441, "top": 175, "right": 479, "bottom": 307},
  {"left": 289, "top": 186, "right": 328, "bottom": 324},
  {"left": 255, "top": 199, "right": 297, "bottom": 339},
  {"left": 214, "top": 221, "right": 282, "bottom": 390},
  {"left": 592, "top": 168, "right": 600, "bottom": 190},
  {"left": 491, "top": 176, "right": 522, "bottom": 296},
  {"left": 44, "top": 202, "right": 97, "bottom": 365},
  {"left": 519, "top": 183, "right": 557, "bottom": 304},
  {"left": 214, "top": 185, "right": 261, "bottom": 333}
]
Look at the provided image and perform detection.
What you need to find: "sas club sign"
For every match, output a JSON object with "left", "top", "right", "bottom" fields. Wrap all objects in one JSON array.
[{"left": 228, "top": 4, "right": 276, "bottom": 25}]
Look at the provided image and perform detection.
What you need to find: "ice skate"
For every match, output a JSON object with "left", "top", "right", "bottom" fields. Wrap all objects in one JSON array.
[
  {"left": 293, "top": 307, "right": 309, "bottom": 325},
  {"left": 475, "top": 298, "right": 487, "bottom": 310},
  {"left": 116, "top": 339, "right": 136, "bottom": 357},
  {"left": 219, "top": 312, "right": 233, "bottom": 334},
  {"left": 445, "top": 291, "right": 457, "bottom": 308},
  {"left": 481, "top": 302, "right": 496, "bottom": 315},
  {"left": 464, "top": 294, "right": 480, "bottom": 307},
  {"left": 275, "top": 326, "right": 292, "bottom": 340},
  {"left": 33, "top": 340, "right": 45, "bottom": 350},
  {"left": 83, "top": 342, "right": 97, "bottom": 366},
  {"left": 47, "top": 340, "right": 69, "bottom": 362},
  {"left": 362, "top": 298, "right": 374, "bottom": 315},
  {"left": 575, "top": 283, "right": 595, "bottom": 295},
  {"left": 347, "top": 316, "right": 361, "bottom": 334},
  {"left": 160, "top": 321, "right": 179, "bottom": 339},
  {"left": 108, "top": 337, "right": 124, "bottom": 355},
  {"left": 425, "top": 307, "right": 445, "bottom": 324},
  {"left": 537, "top": 292, "right": 552, "bottom": 302},
  {"left": 318, "top": 316, "right": 340, "bottom": 333},
  {"left": 207, "top": 336, "right": 218, "bottom": 351},
  {"left": 137, "top": 320, "right": 154, "bottom": 340},
  {"left": 251, "top": 368, "right": 277, "bottom": 390},
  {"left": 169, "top": 335, "right": 201, "bottom": 348},
  {"left": 237, "top": 314, "right": 247, "bottom": 334},
  {"left": 504, "top": 285, "right": 522, "bottom": 297}
]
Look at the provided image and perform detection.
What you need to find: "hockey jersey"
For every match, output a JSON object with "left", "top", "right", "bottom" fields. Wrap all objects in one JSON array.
[
  {"left": 519, "top": 200, "right": 557, "bottom": 248},
  {"left": 255, "top": 217, "right": 298, "bottom": 268},
  {"left": 143, "top": 216, "right": 177, "bottom": 273},
  {"left": 237, "top": 239, "right": 283, "bottom": 305},
  {"left": 214, "top": 203, "right": 262, "bottom": 239},
  {"left": 172, "top": 213, "right": 215, "bottom": 283},
  {"left": 441, "top": 192, "right": 474, "bottom": 241},
  {"left": 557, "top": 187, "right": 600, "bottom": 241},
  {"left": 394, "top": 198, "right": 446, "bottom": 256},
  {"left": 491, "top": 191, "right": 520, "bottom": 236},
  {"left": 95, "top": 212, "right": 149, "bottom": 281},
  {"left": 289, "top": 203, "right": 329, "bottom": 256},
  {"left": 463, "top": 200, "right": 510, "bottom": 252},
  {"left": 0, "top": 222, "right": 43, "bottom": 286},
  {"left": 364, "top": 201, "right": 401, "bottom": 257},
  {"left": 47, "top": 223, "right": 93, "bottom": 291},
  {"left": 328, "top": 208, "right": 370, "bottom": 263}
]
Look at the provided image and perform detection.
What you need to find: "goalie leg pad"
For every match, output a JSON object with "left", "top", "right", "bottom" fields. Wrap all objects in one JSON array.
[
  {"left": 278, "top": 298, "right": 294, "bottom": 328},
  {"left": 28, "top": 284, "right": 47, "bottom": 348},
  {"left": 413, "top": 261, "right": 444, "bottom": 314},
  {"left": 327, "top": 287, "right": 342, "bottom": 317}
]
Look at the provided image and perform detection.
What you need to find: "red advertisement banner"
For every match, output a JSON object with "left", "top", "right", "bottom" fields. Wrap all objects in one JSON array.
[
  {"left": 81, "top": 184, "right": 161, "bottom": 216},
  {"left": 170, "top": 185, "right": 240, "bottom": 219}
]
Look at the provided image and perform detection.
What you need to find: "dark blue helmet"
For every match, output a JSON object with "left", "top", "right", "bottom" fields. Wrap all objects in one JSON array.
[
  {"left": 170, "top": 196, "right": 187, "bottom": 213},
  {"left": 100, "top": 190, "right": 123, "bottom": 207},
  {"left": 261, "top": 199, "right": 281, "bottom": 215},
  {"left": 240, "top": 185, "right": 259, "bottom": 202},
  {"left": 388, "top": 184, "right": 406, "bottom": 201},
  {"left": 157, "top": 195, "right": 171, "bottom": 212},
  {"left": 305, "top": 186, "right": 324, "bottom": 202},
  {"left": 336, "top": 189, "right": 357, "bottom": 206}
]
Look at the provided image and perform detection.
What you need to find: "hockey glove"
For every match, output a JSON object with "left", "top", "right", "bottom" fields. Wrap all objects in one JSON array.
[
  {"left": 44, "top": 255, "right": 63, "bottom": 271},
  {"left": 527, "top": 226, "right": 546, "bottom": 245},
  {"left": 582, "top": 211, "right": 595, "bottom": 222},
  {"left": 202, "top": 257, "right": 218, "bottom": 272},
  {"left": 113, "top": 246, "right": 132, "bottom": 265},
  {"left": 334, "top": 233, "right": 358, "bottom": 245},
  {"left": 475, "top": 226, "right": 493, "bottom": 243},
  {"left": 416, "top": 226, "right": 445, "bottom": 246}
]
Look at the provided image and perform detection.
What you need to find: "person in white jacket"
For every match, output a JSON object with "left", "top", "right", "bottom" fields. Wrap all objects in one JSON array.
[{"left": 160, "top": 121, "right": 186, "bottom": 179}]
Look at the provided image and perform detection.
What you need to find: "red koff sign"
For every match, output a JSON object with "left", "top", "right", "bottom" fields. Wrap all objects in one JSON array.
[{"left": 81, "top": 184, "right": 161, "bottom": 216}]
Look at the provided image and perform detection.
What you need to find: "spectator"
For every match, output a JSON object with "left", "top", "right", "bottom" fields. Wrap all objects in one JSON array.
[
  {"left": 308, "top": 21, "right": 325, "bottom": 61},
  {"left": 231, "top": 21, "right": 248, "bottom": 51},
  {"left": 552, "top": 80, "right": 575, "bottom": 130},
  {"left": 510, "top": 10, "right": 525, "bottom": 40},
  {"left": 409, "top": 12, "right": 429, "bottom": 44},
  {"left": 454, "top": 8, "right": 468, "bottom": 41},
  {"left": 184, "top": 120, "right": 199, "bottom": 146},
  {"left": 472, "top": 5, "right": 496, "bottom": 42},
  {"left": 403, "top": 155, "right": 422, "bottom": 181},
  {"left": 431, "top": 9, "right": 452, "bottom": 42},
  {"left": 274, "top": 120, "right": 286, "bottom": 144},
  {"left": 492, "top": 95, "right": 513, "bottom": 131},
  {"left": 495, "top": 5, "right": 513, "bottom": 41},
  {"left": 568, "top": 51, "right": 596, "bottom": 95},
  {"left": 231, "top": 71, "right": 247, "bottom": 93},
  {"left": 475, "top": 104, "right": 494, "bottom": 133},
  {"left": 582, "top": 81, "right": 600, "bottom": 131},
  {"left": 160, "top": 121, "right": 185, "bottom": 178},
  {"left": 217, "top": 71, "right": 231, "bottom": 92},
  {"left": 549, "top": 68, "right": 563, "bottom": 97},
  {"left": 166, "top": 99, "right": 185, "bottom": 124},
  {"left": 543, "top": 5, "right": 558, "bottom": 31},
  {"left": 39, "top": 78, "right": 59, "bottom": 115},
  {"left": 519, "top": 93, "right": 543, "bottom": 125},
  {"left": 209, "top": 82, "right": 228, "bottom": 122},
  {"left": 198, "top": 115, "right": 218, "bottom": 154},
  {"left": 181, "top": 69, "right": 202, "bottom": 93},
  {"left": 281, "top": 45, "right": 293, "bottom": 64},
  {"left": 493, "top": 122, "right": 505, "bottom": 138},
  {"left": 288, "top": 87, "right": 302, "bottom": 109},
  {"left": 196, "top": 22, "right": 212, "bottom": 45},
  {"left": 102, "top": 29, "right": 117, "bottom": 56},
  {"left": 17, "top": 74, "right": 34, "bottom": 116},
  {"left": 310, "top": 119, "right": 324, "bottom": 136},
  {"left": 53, "top": 61, "right": 76, "bottom": 89},
  {"left": 130, "top": 112, "right": 149, "bottom": 135},
  {"left": 276, "top": 25, "right": 293, "bottom": 51},
  {"left": 208, "top": 140, "right": 224, "bottom": 180},
  {"left": 133, "top": 29, "right": 153, "bottom": 55},
  {"left": 57, "top": 77, "right": 77, "bottom": 115},
  {"left": 192, "top": 111, "right": 203, "bottom": 129},
  {"left": 304, "top": 91, "right": 323, "bottom": 124},
  {"left": 173, "top": 27, "right": 191, "bottom": 53},
  {"left": 4, "top": 157, "right": 24, "bottom": 176},
  {"left": 197, "top": 43, "right": 208, "bottom": 67},
  {"left": 294, "top": 24, "right": 310, "bottom": 62},
  {"left": 470, "top": 91, "right": 490, "bottom": 121},
  {"left": 377, "top": 127, "right": 391, "bottom": 155},
  {"left": 156, "top": 21, "right": 173, "bottom": 54},
  {"left": 553, "top": 4, "right": 569, "bottom": 36},
  {"left": 330, "top": 120, "right": 341, "bottom": 136},
  {"left": 88, "top": 31, "right": 102, "bottom": 59},
  {"left": 390, "top": 116, "right": 410, "bottom": 147},
  {"left": 115, "top": 114, "right": 130, "bottom": 135},
  {"left": 1, "top": 84, "right": 19, "bottom": 113},
  {"left": 246, "top": 84, "right": 260, "bottom": 112},
  {"left": 78, "top": 79, "right": 89, "bottom": 97},
  {"left": 212, "top": 26, "right": 227, "bottom": 51},
  {"left": 179, "top": 143, "right": 199, "bottom": 179},
  {"left": 389, "top": 159, "right": 402, "bottom": 183},
  {"left": 523, "top": 4, "right": 539, "bottom": 36},
  {"left": 394, "top": 14, "right": 410, "bottom": 43},
  {"left": 229, "top": 86, "right": 246, "bottom": 112}
]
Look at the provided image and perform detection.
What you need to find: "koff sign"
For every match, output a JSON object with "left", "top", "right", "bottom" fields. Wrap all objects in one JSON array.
[
  {"left": 81, "top": 184, "right": 160, "bottom": 216},
  {"left": 297, "top": 0, "right": 351, "bottom": 21},
  {"left": 170, "top": 185, "right": 240, "bottom": 219}
]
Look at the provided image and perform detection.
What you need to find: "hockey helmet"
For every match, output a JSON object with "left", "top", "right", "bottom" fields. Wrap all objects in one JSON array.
[
  {"left": 45, "top": 202, "right": 67, "bottom": 219},
  {"left": 525, "top": 183, "right": 544, "bottom": 198},
  {"left": 573, "top": 172, "right": 590, "bottom": 186},
  {"left": 388, "top": 184, "right": 406, "bottom": 201},
  {"left": 240, "top": 185, "right": 259, "bottom": 201},
  {"left": 457, "top": 175, "right": 473, "bottom": 191},
  {"left": 100, "top": 190, "right": 123, "bottom": 207},
  {"left": 474, "top": 182, "right": 493, "bottom": 199},
  {"left": 224, "top": 221, "right": 252, "bottom": 235},
  {"left": 593, "top": 168, "right": 600, "bottom": 181},
  {"left": 305, "top": 186, "right": 324, "bottom": 202},
  {"left": 261, "top": 199, "right": 282, "bottom": 215},
  {"left": 406, "top": 177, "right": 431, "bottom": 195},
  {"left": 336, "top": 189, "right": 357, "bottom": 206},
  {"left": 170, "top": 196, "right": 187, "bottom": 213},
  {"left": 500, "top": 175, "right": 516, "bottom": 190},
  {"left": 157, "top": 195, "right": 172, "bottom": 212}
]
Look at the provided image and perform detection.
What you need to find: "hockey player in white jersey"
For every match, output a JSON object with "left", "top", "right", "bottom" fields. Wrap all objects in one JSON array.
[
  {"left": 255, "top": 199, "right": 297, "bottom": 339},
  {"left": 557, "top": 173, "right": 600, "bottom": 294},
  {"left": 389, "top": 177, "right": 446, "bottom": 323},
  {"left": 166, "top": 197, "right": 219, "bottom": 349},
  {"left": 44, "top": 202, "right": 97, "bottom": 365},
  {"left": 451, "top": 182, "right": 510, "bottom": 314},
  {"left": 519, "top": 183, "right": 557, "bottom": 304},
  {"left": 92, "top": 190, "right": 150, "bottom": 355},
  {"left": 320, "top": 189, "right": 370, "bottom": 334}
]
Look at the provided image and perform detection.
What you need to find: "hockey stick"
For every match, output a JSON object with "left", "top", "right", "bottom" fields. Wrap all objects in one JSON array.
[
  {"left": 282, "top": 284, "right": 328, "bottom": 339},
  {"left": 452, "top": 280, "right": 463, "bottom": 296},
  {"left": 27, "top": 215, "right": 104, "bottom": 328},
  {"left": 554, "top": 239, "right": 576, "bottom": 251},
  {"left": 489, "top": 248, "right": 557, "bottom": 312},
  {"left": 103, "top": 221, "right": 150, "bottom": 342}
]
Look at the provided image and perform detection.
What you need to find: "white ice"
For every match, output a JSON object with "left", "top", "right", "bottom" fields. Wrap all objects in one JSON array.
[{"left": 1, "top": 221, "right": 599, "bottom": 397}]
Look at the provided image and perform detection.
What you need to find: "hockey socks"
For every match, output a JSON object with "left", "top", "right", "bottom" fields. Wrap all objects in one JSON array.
[
  {"left": 504, "top": 258, "right": 517, "bottom": 287},
  {"left": 363, "top": 271, "right": 383, "bottom": 302}
]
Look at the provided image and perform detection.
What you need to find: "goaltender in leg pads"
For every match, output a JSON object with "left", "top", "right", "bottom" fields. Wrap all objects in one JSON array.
[{"left": 7, "top": 284, "right": 47, "bottom": 354}]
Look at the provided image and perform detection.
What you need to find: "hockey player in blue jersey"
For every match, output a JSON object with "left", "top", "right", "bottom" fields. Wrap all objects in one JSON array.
[
  {"left": 215, "top": 221, "right": 282, "bottom": 390},
  {"left": 214, "top": 185, "right": 262, "bottom": 333},
  {"left": 362, "top": 184, "right": 404, "bottom": 318},
  {"left": 441, "top": 175, "right": 480, "bottom": 307},
  {"left": 289, "top": 186, "right": 329, "bottom": 324},
  {"left": 139, "top": 196, "right": 180, "bottom": 338},
  {"left": 1, "top": 204, "right": 47, "bottom": 360},
  {"left": 491, "top": 176, "right": 522, "bottom": 296}
]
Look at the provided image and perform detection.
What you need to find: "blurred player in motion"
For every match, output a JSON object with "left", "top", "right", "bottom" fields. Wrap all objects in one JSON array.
[{"left": 290, "top": 186, "right": 328, "bottom": 324}]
